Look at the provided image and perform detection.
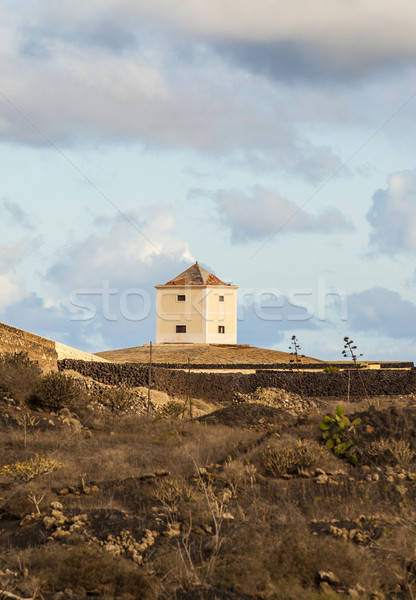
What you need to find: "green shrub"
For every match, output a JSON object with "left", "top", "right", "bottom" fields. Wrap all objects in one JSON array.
[
  {"left": 30, "top": 371, "right": 83, "bottom": 411},
  {"left": 322, "top": 366, "right": 340, "bottom": 373},
  {"left": 0, "top": 351, "right": 41, "bottom": 403},
  {"left": 261, "top": 441, "right": 326, "bottom": 477},
  {"left": 320, "top": 405, "right": 361, "bottom": 465}
]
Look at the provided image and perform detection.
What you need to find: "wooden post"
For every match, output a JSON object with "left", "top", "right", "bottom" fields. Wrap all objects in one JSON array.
[
  {"left": 147, "top": 341, "right": 152, "bottom": 414},
  {"left": 347, "top": 369, "right": 350, "bottom": 403},
  {"left": 188, "top": 357, "right": 192, "bottom": 419}
]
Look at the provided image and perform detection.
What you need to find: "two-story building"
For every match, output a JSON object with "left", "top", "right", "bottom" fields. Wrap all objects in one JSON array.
[{"left": 155, "top": 262, "right": 238, "bottom": 344}]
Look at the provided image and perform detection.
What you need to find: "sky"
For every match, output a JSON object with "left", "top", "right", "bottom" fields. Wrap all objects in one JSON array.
[{"left": 1, "top": 0, "right": 416, "bottom": 362}]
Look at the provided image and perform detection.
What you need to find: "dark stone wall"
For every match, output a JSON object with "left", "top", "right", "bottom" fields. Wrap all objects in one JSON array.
[
  {"left": 58, "top": 359, "right": 148, "bottom": 386},
  {"left": 85, "top": 361, "right": 413, "bottom": 370},
  {"left": 255, "top": 369, "right": 416, "bottom": 398},
  {"left": 152, "top": 368, "right": 258, "bottom": 401},
  {"left": 59, "top": 359, "right": 416, "bottom": 402}
]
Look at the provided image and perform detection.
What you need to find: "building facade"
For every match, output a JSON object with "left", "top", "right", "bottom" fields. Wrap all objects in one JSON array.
[{"left": 155, "top": 262, "right": 238, "bottom": 344}]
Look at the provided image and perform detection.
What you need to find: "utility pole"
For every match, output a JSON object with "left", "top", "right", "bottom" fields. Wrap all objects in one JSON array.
[{"left": 147, "top": 341, "right": 152, "bottom": 414}]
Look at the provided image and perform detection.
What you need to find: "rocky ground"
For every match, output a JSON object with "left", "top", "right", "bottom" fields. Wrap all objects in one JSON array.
[{"left": 2, "top": 358, "right": 416, "bottom": 599}]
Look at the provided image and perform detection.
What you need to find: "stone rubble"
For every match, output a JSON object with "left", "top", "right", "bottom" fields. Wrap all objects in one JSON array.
[
  {"left": 89, "top": 529, "right": 157, "bottom": 565},
  {"left": 233, "top": 387, "right": 322, "bottom": 414},
  {"left": 41, "top": 501, "right": 88, "bottom": 539}
]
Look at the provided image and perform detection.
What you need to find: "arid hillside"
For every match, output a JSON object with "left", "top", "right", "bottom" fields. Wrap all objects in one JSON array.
[
  {"left": 95, "top": 343, "right": 322, "bottom": 364},
  {"left": 1, "top": 351, "right": 416, "bottom": 599}
]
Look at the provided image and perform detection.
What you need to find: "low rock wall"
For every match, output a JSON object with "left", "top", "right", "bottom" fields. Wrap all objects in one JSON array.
[
  {"left": 58, "top": 359, "right": 416, "bottom": 402},
  {"left": 86, "top": 361, "right": 414, "bottom": 370},
  {"left": 255, "top": 369, "right": 416, "bottom": 398},
  {"left": 58, "top": 359, "right": 148, "bottom": 386}
]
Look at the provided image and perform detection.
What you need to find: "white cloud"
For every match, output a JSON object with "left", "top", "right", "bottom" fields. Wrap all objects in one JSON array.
[
  {"left": 0, "top": 272, "right": 24, "bottom": 311},
  {"left": 367, "top": 170, "right": 416, "bottom": 255},
  {"left": 0, "top": 237, "right": 42, "bottom": 310},
  {"left": 44, "top": 207, "right": 194, "bottom": 349},
  {"left": 0, "top": 27, "right": 343, "bottom": 182},
  {"left": 215, "top": 186, "right": 353, "bottom": 242},
  {"left": 47, "top": 206, "right": 193, "bottom": 291},
  {"left": 1, "top": 208, "right": 194, "bottom": 351},
  {"left": 0, "top": 0, "right": 367, "bottom": 184}
]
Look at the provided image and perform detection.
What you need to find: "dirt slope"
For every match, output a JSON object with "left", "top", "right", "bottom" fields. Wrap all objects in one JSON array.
[{"left": 95, "top": 343, "right": 322, "bottom": 364}]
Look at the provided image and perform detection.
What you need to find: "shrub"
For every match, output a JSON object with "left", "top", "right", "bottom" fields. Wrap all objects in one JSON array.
[
  {"left": 99, "top": 386, "right": 141, "bottom": 412},
  {"left": 0, "top": 486, "right": 49, "bottom": 518},
  {"left": 0, "top": 453, "right": 63, "bottom": 482},
  {"left": 212, "top": 525, "right": 375, "bottom": 599},
  {"left": 30, "top": 371, "right": 83, "bottom": 411},
  {"left": 322, "top": 366, "right": 340, "bottom": 373},
  {"left": 152, "top": 478, "right": 197, "bottom": 511},
  {"left": 28, "top": 543, "right": 158, "bottom": 599},
  {"left": 320, "top": 405, "right": 361, "bottom": 465},
  {"left": 261, "top": 441, "right": 326, "bottom": 477},
  {"left": 0, "top": 351, "right": 41, "bottom": 403},
  {"left": 367, "top": 438, "right": 416, "bottom": 468},
  {"left": 157, "top": 400, "right": 185, "bottom": 419}
]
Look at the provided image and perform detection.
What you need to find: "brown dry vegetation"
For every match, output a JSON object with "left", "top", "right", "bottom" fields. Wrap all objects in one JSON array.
[
  {"left": 1, "top": 353, "right": 416, "bottom": 599},
  {"left": 95, "top": 343, "right": 322, "bottom": 365}
]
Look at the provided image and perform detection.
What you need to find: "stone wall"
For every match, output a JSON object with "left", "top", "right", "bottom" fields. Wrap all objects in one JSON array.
[
  {"left": 114, "top": 361, "right": 413, "bottom": 370},
  {"left": 58, "top": 359, "right": 148, "bottom": 386},
  {"left": 58, "top": 359, "right": 416, "bottom": 402},
  {"left": 0, "top": 321, "right": 58, "bottom": 371},
  {"left": 255, "top": 369, "right": 416, "bottom": 399}
]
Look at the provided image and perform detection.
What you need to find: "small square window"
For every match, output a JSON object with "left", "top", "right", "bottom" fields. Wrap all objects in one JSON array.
[
  {"left": 176, "top": 325, "right": 186, "bottom": 333},
  {"left": 218, "top": 326, "right": 225, "bottom": 334},
  {"left": 177, "top": 294, "right": 186, "bottom": 302},
  {"left": 219, "top": 295, "right": 224, "bottom": 302}
]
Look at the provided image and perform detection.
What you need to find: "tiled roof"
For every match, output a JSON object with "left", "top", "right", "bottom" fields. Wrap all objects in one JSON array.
[{"left": 161, "top": 262, "right": 230, "bottom": 286}]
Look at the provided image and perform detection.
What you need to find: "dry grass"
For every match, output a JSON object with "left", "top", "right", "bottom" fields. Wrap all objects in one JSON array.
[
  {"left": 96, "top": 342, "right": 322, "bottom": 365},
  {"left": 24, "top": 543, "right": 159, "bottom": 599},
  {"left": 0, "top": 351, "right": 41, "bottom": 404},
  {"left": 211, "top": 524, "right": 379, "bottom": 599},
  {"left": 2, "top": 357, "right": 416, "bottom": 599}
]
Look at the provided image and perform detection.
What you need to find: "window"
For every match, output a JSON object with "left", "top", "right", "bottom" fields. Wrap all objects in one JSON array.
[
  {"left": 177, "top": 294, "right": 186, "bottom": 302},
  {"left": 176, "top": 325, "right": 186, "bottom": 333},
  {"left": 218, "top": 326, "right": 225, "bottom": 334},
  {"left": 219, "top": 295, "right": 224, "bottom": 302}
]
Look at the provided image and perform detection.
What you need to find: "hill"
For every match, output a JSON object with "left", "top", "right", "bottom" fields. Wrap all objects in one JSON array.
[
  {"left": 95, "top": 343, "right": 322, "bottom": 365},
  {"left": 1, "top": 353, "right": 416, "bottom": 599}
]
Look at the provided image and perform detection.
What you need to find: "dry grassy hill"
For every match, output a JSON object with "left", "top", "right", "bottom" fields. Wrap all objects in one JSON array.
[{"left": 95, "top": 343, "right": 322, "bottom": 365}]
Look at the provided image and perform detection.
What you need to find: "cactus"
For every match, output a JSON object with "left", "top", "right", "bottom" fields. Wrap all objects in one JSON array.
[{"left": 320, "top": 405, "right": 361, "bottom": 465}]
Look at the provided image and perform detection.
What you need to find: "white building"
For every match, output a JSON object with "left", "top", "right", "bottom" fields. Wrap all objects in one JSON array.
[{"left": 155, "top": 262, "right": 238, "bottom": 344}]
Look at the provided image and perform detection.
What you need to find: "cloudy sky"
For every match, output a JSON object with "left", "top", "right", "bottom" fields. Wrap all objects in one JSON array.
[{"left": 1, "top": 0, "right": 416, "bottom": 361}]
